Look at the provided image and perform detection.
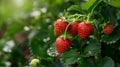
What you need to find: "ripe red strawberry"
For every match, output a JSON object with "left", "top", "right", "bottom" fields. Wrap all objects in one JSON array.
[
  {"left": 103, "top": 24, "right": 114, "bottom": 35},
  {"left": 78, "top": 22, "right": 94, "bottom": 39},
  {"left": 54, "top": 18, "right": 68, "bottom": 36},
  {"left": 55, "top": 36, "right": 71, "bottom": 54},
  {"left": 68, "top": 21, "right": 79, "bottom": 37}
]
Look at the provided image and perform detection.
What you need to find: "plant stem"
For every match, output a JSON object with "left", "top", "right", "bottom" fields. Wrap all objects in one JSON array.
[
  {"left": 64, "top": 22, "right": 72, "bottom": 39},
  {"left": 86, "top": 13, "right": 91, "bottom": 23}
]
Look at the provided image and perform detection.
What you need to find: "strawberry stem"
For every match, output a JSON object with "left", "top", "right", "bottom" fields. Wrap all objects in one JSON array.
[
  {"left": 86, "top": 13, "right": 90, "bottom": 23},
  {"left": 64, "top": 22, "right": 72, "bottom": 39},
  {"left": 66, "top": 14, "right": 86, "bottom": 23}
]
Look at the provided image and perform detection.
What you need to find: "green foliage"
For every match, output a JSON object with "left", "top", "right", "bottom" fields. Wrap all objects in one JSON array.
[
  {"left": 82, "top": 0, "right": 102, "bottom": 12},
  {"left": 101, "top": 27, "right": 120, "bottom": 44},
  {"left": 104, "top": 0, "right": 120, "bottom": 8},
  {"left": 0, "top": 0, "right": 120, "bottom": 67},
  {"left": 97, "top": 57, "right": 115, "bottom": 67},
  {"left": 82, "top": 39, "right": 101, "bottom": 57},
  {"left": 30, "top": 33, "right": 50, "bottom": 59},
  {"left": 78, "top": 58, "right": 95, "bottom": 67},
  {"left": 67, "top": 5, "right": 85, "bottom": 14},
  {"left": 61, "top": 50, "right": 79, "bottom": 65}
]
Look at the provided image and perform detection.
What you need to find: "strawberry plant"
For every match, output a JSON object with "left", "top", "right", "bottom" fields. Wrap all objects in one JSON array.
[{"left": 29, "top": 0, "right": 120, "bottom": 67}]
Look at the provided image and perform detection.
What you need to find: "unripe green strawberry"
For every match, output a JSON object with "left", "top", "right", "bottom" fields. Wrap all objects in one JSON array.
[
  {"left": 68, "top": 21, "right": 79, "bottom": 37},
  {"left": 54, "top": 18, "right": 68, "bottom": 36},
  {"left": 78, "top": 22, "right": 94, "bottom": 39},
  {"left": 30, "top": 59, "right": 40, "bottom": 67},
  {"left": 55, "top": 36, "right": 71, "bottom": 54},
  {"left": 103, "top": 24, "right": 114, "bottom": 35}
]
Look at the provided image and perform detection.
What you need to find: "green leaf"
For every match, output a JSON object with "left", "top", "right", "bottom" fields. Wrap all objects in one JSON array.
[
  {"left": 78, "top": 58, "right": 95, "bottom": 67},
  {"left": 82, "top": 39, "right": 101, "bottom": 57},
  {"left": 48, "top": 27, "right": 56, "bottom": 41},
  {"left": 67, "top": 5, "right": 85, "bottom": 14},
  {"left": 100, "top": 6, "right": 117, "bottom": 25},
  {"left": 101, "top": 27, "right": 120, "bottom": 44},
  {"left": 51, "top": 60, "right": 64, "bottom": 67},
  {"left": 82, "top": 0, "right": 102, "bottom": 12},
  {"left": 97, "top": 57, "right": 115, "bottom": 67},
  {"left": 83, "top": 0, "right": 96, "bottom": 10},
  {"left": 72, "top": 38, "right": 87, "bottom": 49},
  {"left": 29, "top": 31, "right": 50, "bottom": 59},
  {"left": 61, "top": 49, "right": 80, "bottom": 65},
  {"left": 104, "top": 0, "right": 120, "bottom": 8}
]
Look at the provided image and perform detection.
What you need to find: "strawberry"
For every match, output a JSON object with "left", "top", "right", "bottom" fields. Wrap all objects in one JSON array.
[
  {"left": 68, "top": 21, "right": 79, "bottom": 37},
  {"left": 78, "top": 22, "right": 94, "bottom": 39},
  {"left": 54, "top": 18, "right": 68, "bottom": 36},
  {"left": 103, "top": 24, "right": 114, "bottom": 35},
  {"left": 55, "top": 36, "right": 71, "bottom": 54}
]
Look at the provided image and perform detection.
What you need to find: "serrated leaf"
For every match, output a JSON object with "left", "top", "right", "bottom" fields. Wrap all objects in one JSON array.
[
  {"left": 97, "top": 57, "right": 115, "bottom": 67},
  {"left": 104, "top": 0, "right": 120, "bottom": 8},
  {"left": 61, "top": 50, "right": 80, "bottom": 65},
  {"left": 82, "top": 0, "right": 102, "bottom": 12},
  {"left": 78, "top": 58, "right": 95, "bottom": 67},
  {"left": 82, "top": 39, "right": 101, "bottom": 57},
  {"left": 101, "top": 27, "right": 120, "bottom": 44}
]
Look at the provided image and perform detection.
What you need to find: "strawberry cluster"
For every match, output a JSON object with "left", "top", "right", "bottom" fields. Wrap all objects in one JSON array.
[
  {"left": 54, "top": 18, "right": 114, "bottom": 54},
  {"left": 54, "top": 18, "right": 94, "bottom": 54}
]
